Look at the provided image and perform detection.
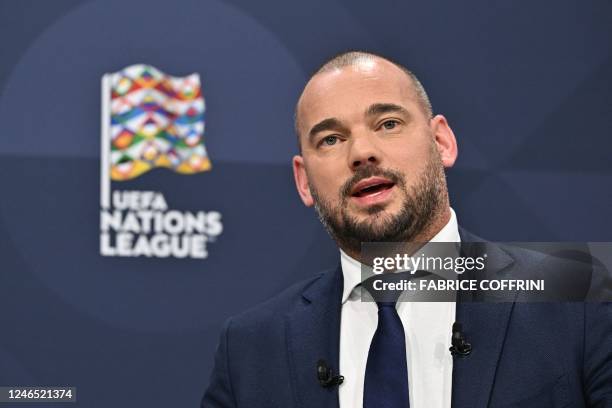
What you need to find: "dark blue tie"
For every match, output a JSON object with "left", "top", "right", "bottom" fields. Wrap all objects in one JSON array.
[{"left": 363, "top": 300, "right": 410, "bottom": 408}]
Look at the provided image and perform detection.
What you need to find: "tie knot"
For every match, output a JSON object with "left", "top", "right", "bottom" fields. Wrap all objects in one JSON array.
[
  {"left": 361, "top": 273, "right": 409, "bottom": 304},
  {"left": 376, "top": 301, "right": 397, "bottom": 309},
  {"left": 361, "top": 269, "right": 432, "bottom": 304}
]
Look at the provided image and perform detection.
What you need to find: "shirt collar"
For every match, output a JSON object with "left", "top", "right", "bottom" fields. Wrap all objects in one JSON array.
[{"left": 340, "top": 207, "right": 461, "bottom": 304}]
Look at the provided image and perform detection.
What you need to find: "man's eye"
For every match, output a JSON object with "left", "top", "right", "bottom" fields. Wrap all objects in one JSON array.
[
  {"left": 322, "top": 136, "right": 338, "bottom": 146},
  {"left": 382, "top": 120, "right": 398, "bottom": 130}
]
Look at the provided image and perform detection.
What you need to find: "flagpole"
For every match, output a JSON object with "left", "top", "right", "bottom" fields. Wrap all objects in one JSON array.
[{"left": 100, "top": 74, "right": 111, "bottom": 209}]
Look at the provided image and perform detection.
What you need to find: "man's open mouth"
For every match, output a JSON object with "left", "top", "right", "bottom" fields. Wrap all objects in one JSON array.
[{"left": 351, "top": 177, "right": 395, "bottom": 198}]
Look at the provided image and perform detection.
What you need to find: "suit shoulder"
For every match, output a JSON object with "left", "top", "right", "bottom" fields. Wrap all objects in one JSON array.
[
  {"left": 501, "top": 242, "right": 600, "bottom": 274},
  {"left": 497, "top": 243, "right": 546, "bottom": 267},
  {"left": 227, "top": 267, "right": 335, "bottom": 330}
]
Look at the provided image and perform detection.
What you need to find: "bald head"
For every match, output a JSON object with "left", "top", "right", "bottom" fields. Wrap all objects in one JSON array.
[
  {"left": 313, "top": 51, "right": 432, "bottom": 116},
  {"left": 295, "top": 51, "right": 433, "bottom": 146}
]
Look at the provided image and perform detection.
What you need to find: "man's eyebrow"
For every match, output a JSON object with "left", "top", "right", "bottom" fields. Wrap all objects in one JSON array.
[
  {"left": 308, "top": 118, "right": 349, "bottom": 143},
  {"left": 365, "top": 103, "right": 410, "bottom": 118}
]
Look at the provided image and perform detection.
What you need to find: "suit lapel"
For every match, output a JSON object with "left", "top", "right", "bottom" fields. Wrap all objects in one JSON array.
[
  {"left": 453, "top": 230, "right": 517, "bottom": 408},
  {"left": 285, "top": 265, "right": 343, "bottom": 408},
  {"left": 452, "top": 302, "right": 515, "bottom": 407}
]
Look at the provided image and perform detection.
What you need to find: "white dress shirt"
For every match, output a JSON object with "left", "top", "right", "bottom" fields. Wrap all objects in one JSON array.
[{"left": 339, "top": 208, "right": 460, "bottom": 408}]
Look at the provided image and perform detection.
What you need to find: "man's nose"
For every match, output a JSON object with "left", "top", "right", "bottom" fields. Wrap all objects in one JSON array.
[{"left": 348, "top": 134, "right": 380, "bottom": 170}]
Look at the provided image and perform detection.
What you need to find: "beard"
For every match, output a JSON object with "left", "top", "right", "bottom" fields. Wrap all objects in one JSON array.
[{"left": 309, "top": 142, "right": 448, "bottom": 255}]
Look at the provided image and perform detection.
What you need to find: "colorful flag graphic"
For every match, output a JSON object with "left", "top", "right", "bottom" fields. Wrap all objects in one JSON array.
[{"left": 102, "top": 64, "right": 211, "bottom": 181}]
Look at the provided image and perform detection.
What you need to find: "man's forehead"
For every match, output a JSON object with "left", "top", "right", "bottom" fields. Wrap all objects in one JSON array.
[{"left": 297, "top": 59, "right": 419, "bottom": 129}]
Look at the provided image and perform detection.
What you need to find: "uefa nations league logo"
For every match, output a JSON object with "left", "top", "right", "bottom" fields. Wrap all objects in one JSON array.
[{"left": 99, "top": 64, "right": 222, "bottom": 259}]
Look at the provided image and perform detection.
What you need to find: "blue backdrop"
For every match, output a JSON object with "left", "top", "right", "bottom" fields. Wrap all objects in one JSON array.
[{"left": 0, "top": 0, "right": 611, "bottom": 407}]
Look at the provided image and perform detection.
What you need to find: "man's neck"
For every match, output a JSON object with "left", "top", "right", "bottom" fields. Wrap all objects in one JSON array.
[{"left": 411, "top": 206, "right": 452, "bottom": 244}]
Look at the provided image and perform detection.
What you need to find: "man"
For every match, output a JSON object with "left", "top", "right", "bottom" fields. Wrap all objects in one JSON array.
[{"left": 202, "top": 51, "right": 612, "bottom": 407}]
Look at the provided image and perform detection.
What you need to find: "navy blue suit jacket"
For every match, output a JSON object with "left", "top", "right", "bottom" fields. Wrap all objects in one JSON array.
[{"left": 202, "top": 231, "right": 612, "bottom": 407}]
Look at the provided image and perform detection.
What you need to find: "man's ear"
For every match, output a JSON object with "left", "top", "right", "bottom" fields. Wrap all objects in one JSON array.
[
  {"left": 292, "top": 155, "right": 314, "bottom": 207},
  {"left": 430, "top": 114, "right": 458, "bottom": 168}
]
